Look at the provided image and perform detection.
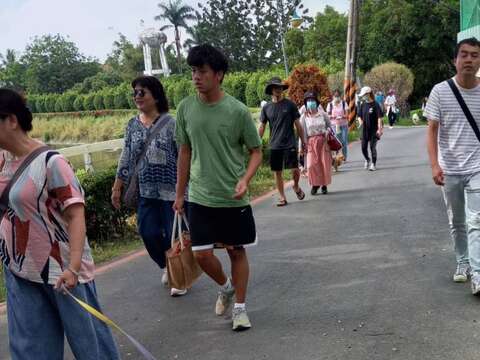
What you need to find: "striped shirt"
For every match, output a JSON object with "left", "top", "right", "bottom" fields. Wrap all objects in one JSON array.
[{"left": 425, "top": 78, "right": 480, "bottom": 175}]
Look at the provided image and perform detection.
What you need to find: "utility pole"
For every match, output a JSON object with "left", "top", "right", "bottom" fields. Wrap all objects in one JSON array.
[{"left": 344, "top": 0, "right": 359, "bottom": 127}]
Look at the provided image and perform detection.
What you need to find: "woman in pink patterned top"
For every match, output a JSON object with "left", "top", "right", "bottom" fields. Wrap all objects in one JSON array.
[
  {"left": 299, "top": 91, "right": 333, "bottom": 195},
  {"left": 326, "top": 89, "right": 349, "bottom": 161},
  {"left": 0, "top": 89, "right": 119, "bottom": 360}
]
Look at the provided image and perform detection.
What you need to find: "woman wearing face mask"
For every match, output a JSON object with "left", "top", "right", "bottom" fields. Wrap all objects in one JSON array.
[
  {"left": 300, "top": 91, "right": 332, "bottom": 195},
  {"left": 358, "top": 86, "right": 384, "bottom": 171},
  {"left": 326, "top": 89, "right": 349, "bottom": 161},
  {"left": 111, "top": 76, "right": 187, "bottom": 297}
]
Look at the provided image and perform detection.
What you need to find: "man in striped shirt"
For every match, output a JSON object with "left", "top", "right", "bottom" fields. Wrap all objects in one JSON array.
[{"left": 426, "top": 37, "right": 480, "bottom": 295}]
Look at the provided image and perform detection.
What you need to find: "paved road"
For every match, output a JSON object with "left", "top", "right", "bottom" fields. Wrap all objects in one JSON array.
[{"left": 2, "top": 127, "right": 480, "bottom": 360}]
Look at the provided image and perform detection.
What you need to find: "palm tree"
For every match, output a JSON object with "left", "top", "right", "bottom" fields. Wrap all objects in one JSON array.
[
  {"left": 183, "top": 25, "right": 203, "bottom": 50},
  {"left": 0, "top": 49, "right": 17, "bottom": 67},
  {"left": 155, "top": 0, "right": 195, "bottom": 64}
]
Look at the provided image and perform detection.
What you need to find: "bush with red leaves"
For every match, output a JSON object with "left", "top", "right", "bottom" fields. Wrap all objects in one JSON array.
[{"left": 287, "top": 64, "right": 331, "bottom": 109}]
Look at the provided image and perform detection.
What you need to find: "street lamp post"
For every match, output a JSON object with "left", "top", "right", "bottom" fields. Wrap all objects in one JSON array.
[{"left": 276, "top": 0, "right": 289, "bottom": 77}]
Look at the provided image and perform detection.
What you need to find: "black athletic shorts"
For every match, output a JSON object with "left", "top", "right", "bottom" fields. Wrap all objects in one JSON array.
[
  {"left": 188, "top": 202, "right": 257, "bottom": 251},
  {"left": 270, "top": 147, "right": 299, "bottom": 171}
]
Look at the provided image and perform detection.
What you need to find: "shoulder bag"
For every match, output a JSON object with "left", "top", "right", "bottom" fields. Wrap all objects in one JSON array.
[{"left": 122, "top": 114, "right": 170, "bottom": 209}]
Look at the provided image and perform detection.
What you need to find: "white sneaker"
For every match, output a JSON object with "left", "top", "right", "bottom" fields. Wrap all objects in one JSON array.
[
  {"left": 472, "top": 274, "right": 480, "bottom": 295},
  {"left": 364, "top": 160, "right": 370, "bottom": 170},
  {"left": 454, "top": 263, "right": 471, "bottom": 283},
  {"left": 170, "top": 288, "right": 187, "bottom": 297},
  {"left": 161, "top": 270, "right": 168, "bottom": 286},
  {"left": 369, "top": 163, "right": 376, "bottom": 171},
  {"left": 232, "top": 307, "right": 252, "bottom": 331}
]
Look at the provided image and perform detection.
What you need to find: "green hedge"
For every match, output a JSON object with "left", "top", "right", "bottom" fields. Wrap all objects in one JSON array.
[
  {"left": 76, "top": 167, "right": 134, "bottom": 245},
  {"left": 26, "top": 70, "right": 289, "bottom": 114}
]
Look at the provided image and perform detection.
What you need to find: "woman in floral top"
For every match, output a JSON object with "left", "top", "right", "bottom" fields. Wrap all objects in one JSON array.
[
  {"left": 0, "top": 89, "right": 119, "bottom": 359},
  {"left": 111, "top": 76, "right": 186, "bottom": 296},
  {"left": 300, "top": 91, "right": 333, "bottom": 196}
]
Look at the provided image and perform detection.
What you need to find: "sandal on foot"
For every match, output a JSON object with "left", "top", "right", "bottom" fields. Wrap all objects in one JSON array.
[
  {"left": 294, "top": 187, "right": 305, "bottom": 200},
  {"left": 276, "top": 198, "right": 288, "bottom": 207}
]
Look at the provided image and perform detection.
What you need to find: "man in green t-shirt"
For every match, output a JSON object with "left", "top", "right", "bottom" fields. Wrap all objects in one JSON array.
[{"left": 174, "top": 44, "right": 262, "bottom": 331}]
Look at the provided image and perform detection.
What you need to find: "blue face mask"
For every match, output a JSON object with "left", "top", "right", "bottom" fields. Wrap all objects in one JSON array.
[{"left": 306, "top": 100, "right": 317, "bottom": 111}]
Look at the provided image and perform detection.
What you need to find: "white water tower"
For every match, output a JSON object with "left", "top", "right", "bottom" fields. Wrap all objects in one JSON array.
[{"left": 139, "top": 28, "right": 171, "bottom": 77}]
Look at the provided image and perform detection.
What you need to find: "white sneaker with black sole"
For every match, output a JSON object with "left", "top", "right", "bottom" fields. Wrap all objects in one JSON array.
[{"left": 369, "top": 163, "right": 376, "bottom": 171}]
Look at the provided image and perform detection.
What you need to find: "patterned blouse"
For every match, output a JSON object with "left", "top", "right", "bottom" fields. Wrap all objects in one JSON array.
[
  {"left": 116, "top": 114, "right": 178, "bottom": 201},
  {"left": 0, "top": 150, "right": 95, "bottom": 285},
  {"left": 300, "top": 108, "right": 332, "bottom": 143}
]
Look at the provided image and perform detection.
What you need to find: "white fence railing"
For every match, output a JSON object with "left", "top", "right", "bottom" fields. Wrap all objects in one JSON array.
[{"left": 58, "top": 139, "right": 124, "bottom": 172}]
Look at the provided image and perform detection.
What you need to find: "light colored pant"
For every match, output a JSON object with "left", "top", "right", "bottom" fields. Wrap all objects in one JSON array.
[
  {"left": 4, "top": 267, "right": 120, "bottom": 360},
  {"left": 442, "top": 172, "right": 480, "bottom": 273},
  {"left": 335, "top": 124, "right": 349, "bottom": 160}
]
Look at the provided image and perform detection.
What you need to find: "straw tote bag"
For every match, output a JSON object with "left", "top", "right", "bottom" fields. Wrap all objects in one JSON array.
[{"left": 166, "top": 213, "right": 203, "bottom": 289}]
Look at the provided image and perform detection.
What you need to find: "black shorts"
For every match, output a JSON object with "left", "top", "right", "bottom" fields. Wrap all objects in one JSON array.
[
  {"left": 188, "top": 202, "right": 257, "bottom": 251},
  {"left": 270, "top": 147, "right": 299, "bottom": 171}
]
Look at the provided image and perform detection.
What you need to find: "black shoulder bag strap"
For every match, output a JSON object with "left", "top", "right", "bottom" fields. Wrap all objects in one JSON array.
[
  {"left": 447, "top": 78, "right": 480, "bottom": 142},
  {"left": 131, "top": 113, "right": 170, "bottom": 178},
  {"left": 0, "top": 145, "right": 50, "bottom": 218}
]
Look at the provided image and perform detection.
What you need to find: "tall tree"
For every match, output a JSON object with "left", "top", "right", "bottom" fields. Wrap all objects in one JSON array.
[
  {"left": 21, "top": 34, "right": 101, "bottom": 93},
  {"left": 155, "top": 0, "right": 195, "bottom": 64},
  {"left": 303, "top": 6, "right": 348, "bottom": 66},
  {"left": 190, "top": 0, "right": 309, "bottom": 71},
  {"left": 0, "top": 49, "right": 26, "bottom": 91},
  {"left": 358, "top": 0, "right": 459, "bottom": 101},
  {"left": 105, "top": 34, "right": 144, "bottom": 81}
]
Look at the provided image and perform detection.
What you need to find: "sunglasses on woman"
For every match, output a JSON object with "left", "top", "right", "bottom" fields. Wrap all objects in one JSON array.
[{"left": 132, "top": 89, "right": 146, "bottom": 98}]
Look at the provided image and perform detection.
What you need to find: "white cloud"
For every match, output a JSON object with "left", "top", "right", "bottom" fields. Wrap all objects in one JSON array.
[{"left": 0, "top": 0, "right": 348, "bottom": 61}]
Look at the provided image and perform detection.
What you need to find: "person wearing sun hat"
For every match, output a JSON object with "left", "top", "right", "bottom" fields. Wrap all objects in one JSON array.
[
  {"left": 358, "top": 86, "right": 383, "bottom": 171},
  {"left": 259, "top": 77, "right": 306, "bottom": 206}
]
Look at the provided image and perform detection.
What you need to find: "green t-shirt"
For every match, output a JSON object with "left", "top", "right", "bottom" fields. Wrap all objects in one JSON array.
[{"left": 175, "top": 93, "right": 262, "bottom": 208}]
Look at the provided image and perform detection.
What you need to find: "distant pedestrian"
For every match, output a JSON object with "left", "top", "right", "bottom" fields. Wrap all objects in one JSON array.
[
  {"left": 358, "top": 86, "right": 383, "bottom": 171},
  {"left": 421, "top": 97, "right": 428, "bottom": 121},
  {"left": 300, "top": 91, "right": 332, "bottom": 195},
  {"left": 327, "top": 89, "right": 349, "bottom": 161},
  {"left": 174, "top": 44, "right": 262, "bottom": 331},
  {"left": 385, "top": 89, "right": 398, "bottom": 128},
  {"left": 259, "top": 77, "right": 306, "bottom": 206},
  {"left": 375, "top": 90, "right": 385, "bottom": 113},
  {"left": 111, "top": 76, "right": 187, "bottom": 297},
  {"left": 0, "top": 88, "right": 119, "bottom": 359},
  {"left": 425, "top": 37, "right": 480, "bottom": 294}
]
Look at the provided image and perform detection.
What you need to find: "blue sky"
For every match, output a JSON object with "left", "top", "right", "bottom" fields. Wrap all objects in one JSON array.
[{"left": 0, "top": 0, "right": 349, "bottom": 61}]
